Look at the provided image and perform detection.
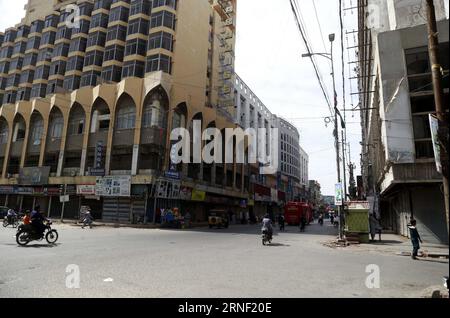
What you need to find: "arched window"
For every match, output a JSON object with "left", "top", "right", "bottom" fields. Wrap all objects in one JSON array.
[
  {"left": 116, "top": 104, "right": 135, "bottom": 130},
  {"left": 143, "top": 93, "right": 163, "bottom": 128},
  {"left": 30, "top": 115, "right": 44, "bottom": 145},
  {"left": 0, "top": 120, "right": 8, "bottom": 144},
  {"left": 50, "top": 116, "right": 64, "bottom": 138},
  {"left": 68, "top": 105, "right": 86, "bottom": 135}
]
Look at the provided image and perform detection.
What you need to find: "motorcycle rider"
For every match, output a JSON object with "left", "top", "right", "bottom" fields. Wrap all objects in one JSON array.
[
  {"left": 318, "top": 213, "right": 324, "bottom": 226},
  {"left": 82, "top": 209, "right": 93, "bottom": 229},
  {"left": 6, "top": 207, "right": 18, "bottom": 225},
  {"left": 31, "top": 206, "right": 46, "bottom": 238},
  {"left": 261, "top": 214, "right": 273, "bottom": 240}
]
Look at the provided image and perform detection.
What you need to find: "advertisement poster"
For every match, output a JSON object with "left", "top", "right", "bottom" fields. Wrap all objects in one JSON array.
[
  {"left": 95, "top": 176, "right": 131, "bottom": 197},
  {"left": 429, "top": 114, "right": 442, "bottom": 173},
  {"left": 335, "top": 183, "right": 343, "bottom": 206}
]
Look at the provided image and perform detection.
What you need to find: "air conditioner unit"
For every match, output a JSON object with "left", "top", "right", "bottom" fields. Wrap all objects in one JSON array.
[{"left": 225, "top": 6, "right": 233, "bottom": 14}]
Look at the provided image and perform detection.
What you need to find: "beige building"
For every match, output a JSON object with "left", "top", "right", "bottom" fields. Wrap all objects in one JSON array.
[{"left": 0, "top": 0, "right": 260, "bottom": 223}]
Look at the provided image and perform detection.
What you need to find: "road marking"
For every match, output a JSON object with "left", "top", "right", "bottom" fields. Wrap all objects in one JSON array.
[{"left": 103, "top": 278, "right": 114, "bottom": 282}]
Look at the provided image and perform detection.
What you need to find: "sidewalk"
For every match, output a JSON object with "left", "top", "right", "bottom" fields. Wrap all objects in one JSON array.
[{"left": 346, "top": 233, "right": 449, "bottom": 260}]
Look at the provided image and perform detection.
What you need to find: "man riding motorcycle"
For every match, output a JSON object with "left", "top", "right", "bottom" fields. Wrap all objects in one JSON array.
[
  {"left": 6, "top": 208, "right": 18, "bottom": 225},
  {"left": 261, "top": 214, "right": 273, "bottom": 241},
  {"left": 30, "top": 206, "right": 47, "bottom": 238}
]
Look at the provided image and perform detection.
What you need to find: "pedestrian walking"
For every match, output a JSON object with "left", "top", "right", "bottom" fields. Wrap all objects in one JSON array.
[
  {"left": 369, "top": 214, "right": 381, "bottom": 242},
  {"left": 408, "top": 219, "right": 423, "bottom": 260}
]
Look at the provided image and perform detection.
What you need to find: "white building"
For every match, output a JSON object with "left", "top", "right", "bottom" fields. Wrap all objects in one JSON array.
[{"left": 234, "top": 74, "right": 307, "bottom": 201}]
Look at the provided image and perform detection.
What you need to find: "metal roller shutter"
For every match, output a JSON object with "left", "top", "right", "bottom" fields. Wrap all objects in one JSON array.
[{"left": 103, "top": 197, "right": 131, "bottom": 223}]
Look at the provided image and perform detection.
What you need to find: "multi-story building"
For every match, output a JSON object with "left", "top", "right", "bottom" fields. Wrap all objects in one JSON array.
[
  {"left": 233, "top": 74, "right": 307, "bottom": 210},
  {"left": 357, "top": 0, "right": 449, "bottom": 243},
  {"left": 275, "top": 116, "right": 301, "bottom": 201},
  {"left": 0, "top": 0, "right": 256, "bottom": 224},
  {"left": 308, "top": 180, "right": 321, "bottom": 209}
]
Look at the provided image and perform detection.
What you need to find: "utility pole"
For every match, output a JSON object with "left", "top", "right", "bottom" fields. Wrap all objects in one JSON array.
[
  {"left": 330, "top": 34, "right": 344, "bottom": 240},
  {"left": 342, "top": 130, "right": 348, "bottom": 201},
  {"left": 426, "top": 0, "right": 449, "bottom": 237}
]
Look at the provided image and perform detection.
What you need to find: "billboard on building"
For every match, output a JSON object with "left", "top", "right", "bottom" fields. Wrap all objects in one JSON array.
[
  {"left": 95, "top": 176, "right": 131, "bottom": 197},
  {"left": 18, "top": 167, "right": 51, "bottom": 185}
]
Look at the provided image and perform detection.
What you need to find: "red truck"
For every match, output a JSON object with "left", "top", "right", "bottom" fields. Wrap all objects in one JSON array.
[{"left": 284, "top": 202, "right": 313, "bottom": 226}]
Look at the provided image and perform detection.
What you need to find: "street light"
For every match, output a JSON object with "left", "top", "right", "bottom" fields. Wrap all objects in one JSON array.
[{"left": 301, "top": 33, "right": 345, "bottom": 240}]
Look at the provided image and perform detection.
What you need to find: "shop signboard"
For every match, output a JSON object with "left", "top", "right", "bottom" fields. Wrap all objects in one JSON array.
[
  {"left": 179, "top": 187, "right": 192, "bottom": 200},
  {"left": 77, "top": 185, "right": 96, "bottom": 195},
  {"left": 95, "top": 176, "right": 131, "bottom": 197},
  {"left": 0, "top": 186, "right": 15, "bottom": 194},
  {"left": 18, "top": 167, "right": 50, "bottom": 185},
  {"left": 191, "top": 189, "right": 206, "bottom": 202}
]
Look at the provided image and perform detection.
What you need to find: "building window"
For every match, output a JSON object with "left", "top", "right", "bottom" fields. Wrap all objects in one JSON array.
[
  {"left": 116, "top": 105, "right": 136, "bottom": 130},
  {"left": 87, "top": 31, "right": 106, "bottom": 48},
  {"left": 147, "top": 31, "right": 173, "bottom": 51},
  {"left": 30, "top": 117, "right": 44, "bottom": 145},
  {"left": 109, "top": 6, "right": 129, "bottom": 22},
  {"left": 106, "top": 25, "right": 127, "bottom": 42},
  {"left": 104, "top": 45, "right": 124, "bottom": 62},
  {"left": 130, "top": 0, "right": 151, "bottom": 16},
  {"left": 101, "top": 65, "right": 122, "bottom": 82},
  {"left": 145, "top": 54, "right": 171, "bottom": 74},
  {"left": 90, "top": 13, "right": 110, "bottom": 29},
  {"left": 23, "top": 53, "right": 37, "bottom": 67},
  {"left": 84, "top": 50, "right": 104, "bottom": 67},
  {"left": 121, "top": 60, "right": 144, "bottom": 78},
  {"left": 41, "top": 31, "right": 56, "bottom": 45},
  {"left": 405, "top": 43, "right": 449, "bottom": 159},
  {"left": 69, "top": 37, "right": 87, "bottom": 53},
  {"left": 80, "top": 71, "right": 101, "bottom": 87},
  {"left": 67, "top": 56, "right": 85, "bottom": 72},
  {"left": 50, "top": 116, "right": 64, "bottom": 138},
  {"left": 127, "top": 18, "right": 150, "bottom": 36},
  {"left": 26, "top": 37, "right": 41, "bottom": 51},
  {"left": 0, "top": 124, "right": 8, "bottom": 144},
  {"left": 68, "top": 112, "right": 85, "bottom": 135},
  {"left": 52, "top": 43, "right": 70, "bottom": 58},
  {"left": 152, "top": 0, "right": 177, "bottom": 9},
  {"left": 124, "top": 38, "right": 147, "bottom": 56},
  {"left": 150, "top": 11, "right": 175, "bottom": 29}
]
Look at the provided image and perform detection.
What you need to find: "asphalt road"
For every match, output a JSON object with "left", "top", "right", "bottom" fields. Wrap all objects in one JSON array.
[{"left": 0, "top": 220, "right": 448, "bottom": 298}]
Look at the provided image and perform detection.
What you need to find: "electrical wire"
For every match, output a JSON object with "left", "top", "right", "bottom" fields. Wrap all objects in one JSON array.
[{"left": 290, "top": 0, "right": 335, "bottom": 121}]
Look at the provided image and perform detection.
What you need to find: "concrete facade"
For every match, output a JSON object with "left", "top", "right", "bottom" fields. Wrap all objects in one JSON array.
[
  {"left": 0, "top": 0, "right": 273, "bottom": 223},
  {"left": 357, "top": 0, "right": 449, "bottom": 244}
]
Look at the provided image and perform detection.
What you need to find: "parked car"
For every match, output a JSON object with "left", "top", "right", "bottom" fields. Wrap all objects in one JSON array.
[{"left": 0, "top": 206, "right": 9, "bottom": 219}]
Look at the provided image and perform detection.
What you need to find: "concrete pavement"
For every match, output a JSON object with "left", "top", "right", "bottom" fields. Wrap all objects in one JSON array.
[{"left": 0, "top": 220, "right": 448, "bottom": 298}]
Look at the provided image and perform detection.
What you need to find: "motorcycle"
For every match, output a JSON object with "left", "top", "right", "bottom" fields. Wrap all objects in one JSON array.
[
  {"left": 262, "top": 229, "right": 272, "bottom": 245},
  {"left": 81, "top": 217, "right": 93, "bottom": 229},
  {"left": 3, "top": 216, "right": 19, "bottom": 228},
  {"left": 16, "top": 220, "right": 58, "bottom": 246}
]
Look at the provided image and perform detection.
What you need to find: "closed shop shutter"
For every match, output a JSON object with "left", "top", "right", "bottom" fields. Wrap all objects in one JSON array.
[
  {"left": 103, "top": 197, "right": 131, "bottom": 222},
  {"left": 132, "top": 199, "right": 145, "bottom": 216}
]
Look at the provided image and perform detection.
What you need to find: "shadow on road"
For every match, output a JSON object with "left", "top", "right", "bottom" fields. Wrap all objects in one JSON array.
[
  {"left": 156, "top": 222, "right": 339, "bottom": 240},
  {"left": 264, "top": 242, "right": 290, "bottom": 247},
  {"left": 17, "top": 243, "right": 60, "bottom": 248}
]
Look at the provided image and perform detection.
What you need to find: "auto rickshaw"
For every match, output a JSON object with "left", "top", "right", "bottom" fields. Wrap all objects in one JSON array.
[{"left": 208, "top": 210, "right": 229, "bottom": 229}]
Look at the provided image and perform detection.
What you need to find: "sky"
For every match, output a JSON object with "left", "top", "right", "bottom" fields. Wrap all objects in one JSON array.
[{"left": 0, "top": 0, "right": 449, "bottom": 195}]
